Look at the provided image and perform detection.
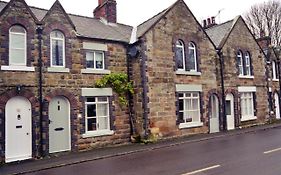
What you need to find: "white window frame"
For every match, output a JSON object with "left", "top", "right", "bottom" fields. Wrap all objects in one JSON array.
[
  {"left": 237, "top": 51, "right": 244, "bottom": 76},
  {"left": 245, "top": 52, "right": 251, "bottom": 76},
  {"left": 175, "top": 40, "right": 186, "bottom": 71},
  {"left": 178, "top": 92, "right": 203, "bottom": 129},
  {"left": 240, "top": 92, "right": 256, "bottom": 121},
  {"left": 272, "top": 61, "right": 279, "bottom": 81},
  {"left": 188, "top": 42, "right": 197, "bottom": 72},
  {"left": 50, "top": 30, "right": 65, "bottom": 67},
  {"left": 85, "top": 50, "right": 105, "bottom": 70},
  {"left": 9, "top": 25, "right": 27, "bottom": 66},
  {"left": 84, "top": 97, "right": 112, "bottom": 137}
]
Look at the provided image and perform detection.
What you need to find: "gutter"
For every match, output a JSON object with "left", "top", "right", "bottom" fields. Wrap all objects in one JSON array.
[
  {"left": 217, "top": 49, "right": 227, "bottom": 131},
  {"left": 36, "top": 25, "right": 44, "bottom": 156}
]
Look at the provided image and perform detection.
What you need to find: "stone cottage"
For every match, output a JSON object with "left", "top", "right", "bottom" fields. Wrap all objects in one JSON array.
[
  {"left": 129, "top": 0, "right": 220, "bottom": 138},
  {"left": 0, "top": 0, "right": 132, "bottom": 163},
  {"left": 206, "top": 16, "right": 269, "bottom": 129},
  {"left": 0, "top": 0, "right": 274, "bottom": 164}
]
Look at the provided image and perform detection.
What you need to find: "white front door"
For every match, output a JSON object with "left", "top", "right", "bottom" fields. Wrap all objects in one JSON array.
[
  {"left": 209, "top": 95, "right": 220, "bottom": 133},
  {"left": 275, "top": 93, "right": 280, "bottom": 119},
  {"left": 5, "top": 96, "right": 32, "bottom": 163},
  {"left": 226, "top": 94, "right": 235, "bottom": 130},
  {"left": 49, "top": 96, "right": 71, "bottom": 153}
]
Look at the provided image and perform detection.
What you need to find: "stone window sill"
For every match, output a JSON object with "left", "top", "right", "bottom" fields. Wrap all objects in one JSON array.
[
  {"left": 273, "top": 79, "right": 279, "bottom": 82},
  {"left": 48, "top": 67, "right": 70, "bottom": 73},
  {"left": 241, "top": 116, "right": 257, "bottom": 122},
  {"left": 82, "top": 130, "right": 114, "bottom": 138},
  {"left": 81, "top": 69, "right": 111, "bottom": 74},
  {"left": 179, "top": 122, "right": 203, "bottom": 129},
  {"left": 1, "top": 65, "right": 35, "bottom": 72},
  {"left": 238, "top": 75, "right": 254, "bottom": 79},
  {"left": 176, "top": 70, "right": 201, "bottom": 76}
]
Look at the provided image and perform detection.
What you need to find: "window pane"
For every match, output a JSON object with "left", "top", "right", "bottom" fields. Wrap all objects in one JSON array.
[
  {"left": 176, "top": 46, "right": 184, "bottom": 69},
  {"left": 51, "top": 31, "right": 64, "bottom": 38},
  {"left": 87, "top": 118, "right": 97, "bottom": 131},
  {"left": 192, "top": 99, "right": 199, "bottom": 110},
  {"left": 179, "top": 99, "right": 184, "bottom": 111},
  {"left": 10, "top": 49, "right": 25, "bottom": 64},
  {"left": 10, "top": 34, "right": 25, "bottom": 48},
  {"left": 10, "top": 25, "right": 25, "bottom": 33},
  {"left": 95, "top": 52, "right": 104, "bottom": 69},
  {"left": 52, "top": 40, "right": 64, "bottom": 66},
  {"left": 86, "top": 52, "right": 94, "bottom": 68},
  {"left": 87, "top": 104, "right": 96, "bottom": 117},
  {"left": 97, "top": 97, "right": 108, "bottom": 102},
  {"left": 185, "top": 99, "right": 192, "bottom": 110},
  {"left": 98, "top": 117, "right": 109, "bottom": 130},
  {"left": 188, "top": 48, "right": 196, "bottom": 70},
  {"left": 87, "top": 98, "right": 96, "bottom": 102},
  {"left": 97, "top": 104, "right": 108, "bottom": 116},
  {"left": 184, "top": 111, "right": 192, "bottom": 123}
]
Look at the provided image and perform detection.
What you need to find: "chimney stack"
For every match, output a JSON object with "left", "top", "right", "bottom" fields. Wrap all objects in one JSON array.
[
  {"left": 203, "top": 16, "right": 217, "bottom": 29},
  {"left": 94, "top": 0, "right": 117, "bottom": 23}
]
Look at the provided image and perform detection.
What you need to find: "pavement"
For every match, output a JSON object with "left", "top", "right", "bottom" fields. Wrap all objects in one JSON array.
[{"left": 1, "top": 122, "right": 281, "bottom": 175}]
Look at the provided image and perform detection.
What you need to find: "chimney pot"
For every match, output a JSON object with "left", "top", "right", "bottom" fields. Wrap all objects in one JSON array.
[{"left": 94, "top": 0, "right": 117, "bottom": 23}]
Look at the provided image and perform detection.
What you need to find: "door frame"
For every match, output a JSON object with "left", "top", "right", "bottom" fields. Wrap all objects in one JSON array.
[
  {"left": 274, "top": 93, "right": 280, "bottom": 119},
  {"left": 225, "top": 93, "right": 235, "bottom": 130},
  {"left": 209, "top": 94, "right": 220, "bottom": 133},
  {"left": 48, "top": 96, "right": 71, "bottom": 154},
  {"left": 5, "top": 96, "right": 32, "bottom": 162},
  {"left": 0, "top": 89, "right": 39, "bottom": 163}
]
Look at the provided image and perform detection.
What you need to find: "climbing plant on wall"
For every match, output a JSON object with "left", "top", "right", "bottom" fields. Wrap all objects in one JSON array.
[{"left": 95, "top": 73, "right": 134, "bottom": 106}]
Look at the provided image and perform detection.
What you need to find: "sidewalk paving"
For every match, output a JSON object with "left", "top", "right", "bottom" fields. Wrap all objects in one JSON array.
[{"left": 1, "top": 122, "right": 281, "bottom": 175}]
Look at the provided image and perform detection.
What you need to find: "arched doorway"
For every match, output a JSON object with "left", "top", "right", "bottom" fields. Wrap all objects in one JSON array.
[
  {"left": 49, "top": 96, "right": 71, "bottom": 153},
  {"left": 209, "top": 95, "right": 220, "bottom": 133},
  {"left": 226, "top": 94, "right": 235, "bottom": 130},
  {"left": 274, "top": 93, "right": 280, "bottom": 119},
  {"left": 5, "top": 96, "right": 32, "bottom": 162}
]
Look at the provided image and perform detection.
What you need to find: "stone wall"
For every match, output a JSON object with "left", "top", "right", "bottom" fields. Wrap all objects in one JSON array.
[
  {"left": 221, "top": 18, "right": 268, "bottom": 126},
  {"left": 135, "top": 1, "right": 219, "bottom": 138}
]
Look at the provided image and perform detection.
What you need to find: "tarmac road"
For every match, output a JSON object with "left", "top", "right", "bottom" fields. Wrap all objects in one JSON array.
[{"left": 25, "top": 127, "right": 281, "bottom": 175}]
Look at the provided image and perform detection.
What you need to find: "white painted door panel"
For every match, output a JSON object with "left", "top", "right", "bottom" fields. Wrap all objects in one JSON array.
[
  {"left": 209, "top": 95, "right": 220, "bottom": 133},
  {"left": 275, "top": 93, "right": 280, "bottom": 119},
  {"left": 49, "top": 96, "right": 70, "bottom": 153},
  {"left": 5, "top": 96, "right": 32, "bottom": 163},
  {"left": 226, "top": 94, "right": 235, "bottom": 130}
]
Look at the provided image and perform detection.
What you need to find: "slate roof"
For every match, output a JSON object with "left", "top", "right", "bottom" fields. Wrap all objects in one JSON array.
[
  {"left": 136, "top": 1, "right": 177, "bottom": 39},
  {"left": 205, "top": 19, "right": 236, "bottom": 48},
  {"left": 0, "top": 1, "right": 133, "bottom": 43}
]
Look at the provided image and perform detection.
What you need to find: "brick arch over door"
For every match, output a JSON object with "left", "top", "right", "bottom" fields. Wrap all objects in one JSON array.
[
  {"left": 42, "top": 89, "right": 78, "bottom": 156},
  {"left": 225, "top": 89, "right": 240, "bottom": 127},
  {"left": 0, "top": 89, "right": 40, "bottom": 160}
]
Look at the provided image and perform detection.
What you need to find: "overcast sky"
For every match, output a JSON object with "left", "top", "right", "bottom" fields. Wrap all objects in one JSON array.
[{"left": 3, "top": 0, "right": 268, "bottom": 26}]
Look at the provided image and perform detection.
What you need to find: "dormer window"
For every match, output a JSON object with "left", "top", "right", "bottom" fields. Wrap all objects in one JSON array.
[{"left": 9, "top": 25, "right": 26, "bottom": 66}]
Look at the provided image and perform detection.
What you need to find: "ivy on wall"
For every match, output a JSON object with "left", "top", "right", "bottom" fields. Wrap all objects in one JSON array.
[{"left": 95, "top": 73, "right": 134, "bottom": 106}]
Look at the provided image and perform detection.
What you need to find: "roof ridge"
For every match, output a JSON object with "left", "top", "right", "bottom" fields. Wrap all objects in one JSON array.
[
  {"left": 205, "top": 19, "right": 234, "bottom": 30},
  {"left": 0, "top": 0, "right": 132, "bottom": 28},
  {"left": 137, "top": 7, "right": 168, "bottom": 28}
]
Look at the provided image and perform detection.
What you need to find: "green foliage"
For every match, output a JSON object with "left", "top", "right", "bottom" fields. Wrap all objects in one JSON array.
[{"left": 95, "top": 73, "right": 134, "bottom": 106}]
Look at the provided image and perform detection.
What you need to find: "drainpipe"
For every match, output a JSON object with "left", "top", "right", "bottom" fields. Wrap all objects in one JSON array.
[
  {"left": 36, "top": 25, "right": 44, "bottom": 156},
  {"left": 140, "top": 42, "right": 149, "bottom": 139},
  {"left": 126, "top": 45, "right": 136, "bottom": 136},
  {"left": 217, "top": 49, "right": 227, "bottom": 131}
]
